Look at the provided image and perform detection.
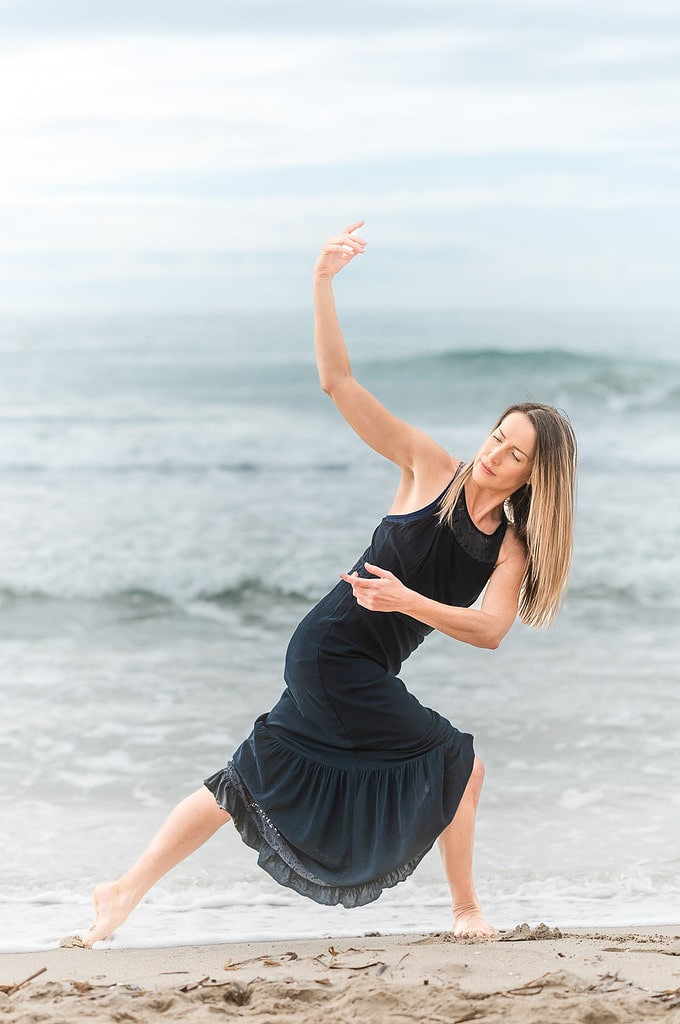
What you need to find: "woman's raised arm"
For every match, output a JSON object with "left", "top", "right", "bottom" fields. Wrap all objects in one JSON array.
[{"left": 314, "top": 223, "right": 451, "bottom": 481}]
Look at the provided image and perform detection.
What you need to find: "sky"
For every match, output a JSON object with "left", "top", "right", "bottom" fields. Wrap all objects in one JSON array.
[{"left": 1, "top": 1, "right": 680, "bottom": 313}]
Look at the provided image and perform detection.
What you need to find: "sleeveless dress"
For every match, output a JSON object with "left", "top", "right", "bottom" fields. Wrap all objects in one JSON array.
[{"left": 204, "top": 481, "right": 507, "bottom": 908}]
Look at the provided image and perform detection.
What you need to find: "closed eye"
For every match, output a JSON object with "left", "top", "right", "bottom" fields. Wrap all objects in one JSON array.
[{"left": 494, "top": 434, "right": 522, "bottom": 462}]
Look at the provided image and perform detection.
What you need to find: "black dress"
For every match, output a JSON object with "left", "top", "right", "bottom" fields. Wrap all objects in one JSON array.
[{"left": 204, "top": 481, "right": 507, "bottom": 908}]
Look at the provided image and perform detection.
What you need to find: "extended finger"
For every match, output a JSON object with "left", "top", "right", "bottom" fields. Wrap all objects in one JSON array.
[
  {"left": 336, "top": 227, "right": 366, "bottom": 249},
  {"left": 340, "top": 573, "right": 372, "bottom": 585},
  {"left": 363, "top": 562, "right": 391, "bottom": 578},
  {"left": 324, "top": 239, "right": 365, "bottom": 259},
  {"left": 339, "top": 571, "right": 363, "bottom": 585}
]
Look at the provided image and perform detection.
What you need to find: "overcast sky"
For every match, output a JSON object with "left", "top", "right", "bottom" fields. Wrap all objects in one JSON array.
[{"left": 1, "top": 1, "right": 679, "bottom": 313}]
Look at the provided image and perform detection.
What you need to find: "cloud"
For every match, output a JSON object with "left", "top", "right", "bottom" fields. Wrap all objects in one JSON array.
[
  {"left": 3, "top": 31, "right": 680, "bottom": 189},
  {"left": 1, "top": 11, "right": 679, "bottom": 311},
  {"left": 3, "top": 0, "right": 680, "bottom": 34}
]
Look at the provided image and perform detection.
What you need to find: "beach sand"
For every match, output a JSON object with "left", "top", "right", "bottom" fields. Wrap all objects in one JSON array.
[{"left": 1, "top": 925, "right": 678, "bottom": 1022}]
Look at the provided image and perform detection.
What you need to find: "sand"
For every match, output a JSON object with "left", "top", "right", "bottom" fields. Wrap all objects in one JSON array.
[{"left": 1, "top": 925, "right": 679, "bottom": 1022}]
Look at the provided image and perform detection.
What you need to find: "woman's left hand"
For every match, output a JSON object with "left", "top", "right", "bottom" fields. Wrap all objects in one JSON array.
[
  {"left": 314, "top": 221, "right": 366, "bottom": 281},
  {"left": 339, "top": 562, "right": 408, "bottom": 613}
]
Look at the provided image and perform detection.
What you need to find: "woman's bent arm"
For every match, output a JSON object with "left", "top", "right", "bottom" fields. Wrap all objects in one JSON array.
[{"left": 340, "top": 532, "right": 526, "bottom": 650}]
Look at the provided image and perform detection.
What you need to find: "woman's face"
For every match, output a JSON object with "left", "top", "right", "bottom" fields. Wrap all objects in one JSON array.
[{"left": 472, "top": 411, "right": 536, "bottom": 494}]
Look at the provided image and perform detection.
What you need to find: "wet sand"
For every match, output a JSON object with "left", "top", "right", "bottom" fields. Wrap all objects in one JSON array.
[{"left": 1, "top": 925, "right": 679, "bottom": 1022}]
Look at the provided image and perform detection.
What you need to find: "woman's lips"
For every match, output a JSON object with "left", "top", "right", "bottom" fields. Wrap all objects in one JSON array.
[{"left": 480, "top": 460, "right": 495, "bottom": 476}]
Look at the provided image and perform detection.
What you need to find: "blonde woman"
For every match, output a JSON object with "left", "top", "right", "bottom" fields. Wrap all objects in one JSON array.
[{"left": 85, "top": 223, "right": 577, "bottom": 946}]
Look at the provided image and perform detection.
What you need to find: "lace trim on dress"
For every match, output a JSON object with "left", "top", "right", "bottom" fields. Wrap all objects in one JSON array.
[
  {"left": 449, "top": 488, "right": 507, "bottom": 564},
  {"left": 383, "top": 467, "right": 506, "bottom": 565},
  {"left": 204, "top": 762, "right": 431, "bottom": 909}
]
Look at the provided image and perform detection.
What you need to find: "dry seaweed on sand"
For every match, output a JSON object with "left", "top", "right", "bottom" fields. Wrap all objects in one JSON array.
[
  {"left": 0, "top": 967, "right": 47, "bottom": 995},
  {"left": 224, "top": 950, "right": 299, "bottom": 970}
]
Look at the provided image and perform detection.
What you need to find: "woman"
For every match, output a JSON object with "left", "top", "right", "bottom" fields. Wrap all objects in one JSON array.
[{"left": 84, "top": 222, "right": 576, "bottom": 946}]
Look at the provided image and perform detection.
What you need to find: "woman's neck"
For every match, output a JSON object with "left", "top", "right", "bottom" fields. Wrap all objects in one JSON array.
[{"left": 464, "top": 478, "right": 505, "bottom": 533}]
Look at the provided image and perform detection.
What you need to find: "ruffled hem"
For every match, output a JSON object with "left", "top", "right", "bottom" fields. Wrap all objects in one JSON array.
[{"left": 204, "top": 761, "right": 432, "bottom": 908}]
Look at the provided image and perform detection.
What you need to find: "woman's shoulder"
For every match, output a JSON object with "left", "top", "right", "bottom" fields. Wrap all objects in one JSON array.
[
  {"left": 416, "top": 450, "right": 460, "bottom": 484},
  {"left": 388, "top": 452, "right": 459, "bottom": 517},
  {"left": 415, "top": 452, "right": 461, "bottom": 499},
  {"left": 497, "top": 522, "right": 528, "bottom": 565}
]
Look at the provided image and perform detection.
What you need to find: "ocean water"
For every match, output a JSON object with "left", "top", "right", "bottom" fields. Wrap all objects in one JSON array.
[{"left": 1, "top": 307, "right": 679, "bottom": 952}]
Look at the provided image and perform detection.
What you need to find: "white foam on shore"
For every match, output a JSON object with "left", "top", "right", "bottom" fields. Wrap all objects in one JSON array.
[{"left": 3, "top": 860, "right": 678, "bottom": 955}]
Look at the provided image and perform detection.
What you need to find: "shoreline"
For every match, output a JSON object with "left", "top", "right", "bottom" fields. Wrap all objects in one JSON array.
[{"left": 1, "top": 925, "right": 678, "bottom": 1022}]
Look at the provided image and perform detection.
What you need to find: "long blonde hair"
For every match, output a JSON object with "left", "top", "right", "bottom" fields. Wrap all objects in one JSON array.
[{"left": 438, "top": 403, "right": 577, "bottom": 628}]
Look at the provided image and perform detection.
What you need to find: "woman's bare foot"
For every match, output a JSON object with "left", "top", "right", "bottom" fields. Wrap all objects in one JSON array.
[
  {"left": 83, "top": 882, "right": 138, "bottom": 947},
  {"left": 453, "top": 905, "right": 496, "bottom": 939},
  {"left": 81, "top": 788, "right": 230, "bottom": 947}
]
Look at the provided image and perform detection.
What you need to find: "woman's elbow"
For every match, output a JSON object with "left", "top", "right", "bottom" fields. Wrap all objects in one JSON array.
[
  {"left": 480, "top": 620, "right": 512, "bottom": 650},
  {"left": 318, "top": 371, "right": 352, "bottom": 401},
  {"left": 463, "top": 630, "right": 501, "bottom": 650},
  {"left": 476, "top": 633, "right": 501, "bottom": 650}
]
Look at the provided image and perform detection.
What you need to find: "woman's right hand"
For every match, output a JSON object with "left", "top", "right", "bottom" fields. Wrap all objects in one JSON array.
[{"left": 314, "top": 221, "right": 366, "bottom": 281}]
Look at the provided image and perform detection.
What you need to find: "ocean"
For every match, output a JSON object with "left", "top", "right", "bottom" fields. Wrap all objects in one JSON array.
[{"left": 1, "top": 307, "right": 678, "bottom": 951}]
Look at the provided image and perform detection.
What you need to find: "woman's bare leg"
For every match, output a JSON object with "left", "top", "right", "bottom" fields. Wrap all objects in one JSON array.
[
  {"left": 84, "top": 787, "right": 231, "bottom": 946},
  {"left": 438, "top": 756, "right": 494, "bottom": 938}
]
